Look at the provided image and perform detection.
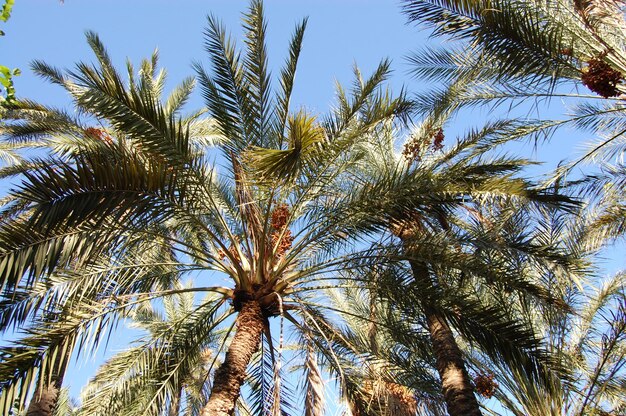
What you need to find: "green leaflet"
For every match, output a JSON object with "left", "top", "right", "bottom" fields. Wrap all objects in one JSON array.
[
  {"left": 0, "top": 65, "right": 18, "bottom": 104},
  {"left": 0, "top": 0, "right": 14, "bottom": 22},
  {"left": 0, "top": 0, "right": 18, "bottom": 105}
]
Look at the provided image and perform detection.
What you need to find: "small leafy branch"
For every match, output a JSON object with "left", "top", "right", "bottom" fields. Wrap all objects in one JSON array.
[
  {"left": 0, "top": 0, "right": 12, "bottom": 22},
  {"left": 0, "top": 0, "right": 18, "bottom": 107}
]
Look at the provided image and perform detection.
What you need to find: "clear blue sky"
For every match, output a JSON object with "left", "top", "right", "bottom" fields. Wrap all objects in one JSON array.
[
  {"left": 2, "top": 0, "right": 586, "bottom": 172},
  {"left": 3, "top": 0, "right": 423, "bottom": 116}
]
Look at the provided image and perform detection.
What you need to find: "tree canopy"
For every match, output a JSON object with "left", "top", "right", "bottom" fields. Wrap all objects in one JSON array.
[{"left": 0, "top": 1, "right": 624, "bottom": 415}]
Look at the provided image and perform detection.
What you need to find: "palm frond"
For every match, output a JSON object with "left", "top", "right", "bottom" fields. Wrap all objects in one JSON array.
[
  {"left": 79, "top": 293, "right": 229, "bottom": 416},
  {"left": 274, "top": 17, "right": 307, "bottom": 140}
]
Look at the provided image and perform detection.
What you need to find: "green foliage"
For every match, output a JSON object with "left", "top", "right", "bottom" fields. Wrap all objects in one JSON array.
[
  {"left": 0, "top": 0, "right": 13, "bottom": 22},
  {"left": 79, "top": 287, "right": 229, "bottom": 416},
  {"left": 0, "top": 1, "right": 411, "bottom": 414},
  {"left": 401, "top": 0, "right": 626, "bottom": 167},
  {"left": 402, "top": 0, "right": 626, "bottom": 254},
  {"left": 401, "top": 2, "right": 626, "bottom": 413},
  {"left": 0, "top": 0, "right": 18, "bottom": 106},
  {"left": 1, "top": 1, "right": 623, "bottom": 414},
  {"left": 480, "top": 272, "right": 626, "bottom": 416}
]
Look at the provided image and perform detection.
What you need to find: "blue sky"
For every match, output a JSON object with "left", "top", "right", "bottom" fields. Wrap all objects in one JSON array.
[
  {"left": 3, "top": 0, "right": 423, "bottom": 116},
  {"left": 2, "top": 0, "right": 588, "bottom": 174}
]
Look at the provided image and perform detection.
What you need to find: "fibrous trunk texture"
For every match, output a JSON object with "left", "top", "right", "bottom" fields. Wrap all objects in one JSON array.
[
  {"left": 424, "top": 305, "right": 482, "bottom": 416},
  {"left": 405, "top": 257, "right": 482, "bottom": 416},
  {"left": 26, "top": 385, "right": 60, "bottom": 416},
  {"left": 26, "top": 349, "right": 68, "bottom": 416},
  {"left": 201, "top": 299, "right": 265, "bottom": 416}
]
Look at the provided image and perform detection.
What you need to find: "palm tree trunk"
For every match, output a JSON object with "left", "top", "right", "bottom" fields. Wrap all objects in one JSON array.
[
  {"left": 26, "top": 384, "right": 61, "bottom": 416},
  {"left": 201, "top": 299, "right": 265, "bottom": 416},
  {"left": 407, "top": 259, "right": 482, "bottom": 416},
  {"left": 26, "top": 348, "right": 69, "bottom": 416},
  {"left": 424, "top": 305, "right": 482, "bottom": 416}
]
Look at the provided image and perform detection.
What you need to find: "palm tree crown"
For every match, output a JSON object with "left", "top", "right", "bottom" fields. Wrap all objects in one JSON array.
[{"left": 0, "top": 2, "right": 409, "bottom": 415}]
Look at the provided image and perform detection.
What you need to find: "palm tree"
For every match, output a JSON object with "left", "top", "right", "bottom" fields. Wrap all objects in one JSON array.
[
  {"left": 474, "top": 270, "right": 626, "bottom": 416},
  {"left": 248, "top": 58, "right": 585, "bottom": 413},
  {"left": 0, "top": 38, "right": 216, "bottom": 416},
  {"left": 325, "top": 102, "right": 584, "bottom": 415},
  {"left": 400, "top": 0, "right": 626, "bottom": 247},
  {"left": 310, "top": 272, "right": 447, "bottom": 415},
  {"left": 396, "top": 7, "right": 626, "bottom": 413},
  {"left": 0, "top": 2, "right": 409, "bottom": 415},
  {"left": 256, "top": 97, "right": 581, "bottom": 415},
  {"left": 320, "top": 206, "right": 617, "bottom": 416},
  {"left": 190, "top": 2, "right": 407, "bottom": 412},
  {"left": 78, "top": 282, "right": 222, "bottom": 416}
]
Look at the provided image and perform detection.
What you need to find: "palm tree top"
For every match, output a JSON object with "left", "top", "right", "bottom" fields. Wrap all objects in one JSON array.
[{"left": 0, "top": 1, "right": 412, "bottom": 414}]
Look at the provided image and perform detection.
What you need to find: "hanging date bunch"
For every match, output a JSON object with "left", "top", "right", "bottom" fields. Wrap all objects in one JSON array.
[
  {"left": 217, "top": 244, "right": 241, "bottom": 263},
  {"left": 473, "top": 372, "right": 498, "bottom": 398},
  {"left": 84, "top": 127, "right": 114, "bottom": 144},
  {"left": 270, "top": 203, "right": 294, "bottom": 257},
  {"left": 402, "top": 128, "right": 445, "bottom": 162},
  {"left": 359, "top": 380, "right": 417, "bottom": 416},
  {"left": 385, "top": 381, "right": 418, "bottom": 415},
  {"left": 581, "top": 57, "right": 623, "bottom": 98}
]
